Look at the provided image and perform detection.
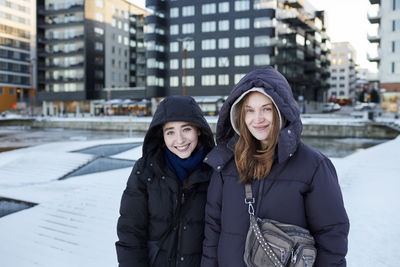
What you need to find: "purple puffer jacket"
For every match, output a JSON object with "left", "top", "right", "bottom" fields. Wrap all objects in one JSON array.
[{"left": 201, "top": 67, "right": 349, "bottom": 267}]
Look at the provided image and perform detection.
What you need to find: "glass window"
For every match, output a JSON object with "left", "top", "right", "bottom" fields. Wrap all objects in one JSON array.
[
  {"left": 95, "top": 42, "right": 103, "bottom": 51},
  {"left": 202, "top": 21, "right": 216, "bottom": 32},
  {"left": 254, "top": 0, "right": 276, "bottom": 9},
  {"left": 254, "top": 54, "right": 270, "bottom": 66},
  {"left": 254, "top": 36, "right": 270, "bottom": 47},
  {"left": 235, "top": 73, "right": 246, "bottom": 84},
  {"left": 218, "top": 57, "right": 230, "bottom": 67},
  {"left": 182, "top": 23, "right": 195, "bottom": 34},
  {"left": 235, "top": 18, "right": 250, "bottom": 30},
  {"left": 254, "top": 17, "right": 272, "bottom": 28},
  {"left": 94, "top": 27, "right": 104, "bottom": 35},
  {"left": 170, "top": 76, "right": 179, "bottom": 87},
  {"left": 202, "top": 39, "right": 216, "bottom": 50},
  {"left": 183, "top": 58, "right": 195, "bottom": 69},
  {"left": 170, "top": 42, "right": 179, "bottom": 52},
  {"left": 218, "top": 74, "right": 229, "bottom": 85},
  {"left": 235, "top": 0, "right": 250, "bottom": 11},
  {"left": 234, "top": 37, "right": 249, "bottom": 48},
  {"left": 219, "top": 2, "right": 230, "bottom": 13},
  {"left": 201, "top": 75, "right": 216, "bottom": 86},
  {"left": 218, "top": 38, "right": 230, "bottom": 49},
  {"left": 170, "top": 59, "right": 179, "bottom": 70},
  {"left": 219, "top": 20, "right": 230, "bottom": 31},
  {"left": 234, "top": 55, "right": 250, "bottom": 66},
  {"left": 184, "top": 40, "right": 195, "bottom": 51},
  {"left": 170, "top": 25, "right": 179, "bottom": 35},
  {"left": 202, "top": 3, "right": 216, "bottom": 14},
  {"left": 170, "top": 7, "right": 179, "bottom": 18},
  {"left": 182, "top": 6, "right": 195, "bottom": 16},
  {"left": 201, "top": 57, "right": 216, "bottom": 68},
  {"left": 95, "top": 13, "right": 103, "bottom": 22},
  {"left": 185, "top": 76, "right": 195, "bottom": 86}
]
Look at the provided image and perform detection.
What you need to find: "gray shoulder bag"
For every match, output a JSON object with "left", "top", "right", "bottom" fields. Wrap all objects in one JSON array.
[{"left": 243, "top": 182, "right": 317, "bottom": 267}]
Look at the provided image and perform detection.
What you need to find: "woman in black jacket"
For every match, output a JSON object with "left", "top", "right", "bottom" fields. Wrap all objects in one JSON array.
[
  {"left": 116, "top": 96, "right": 215, "bottom": 267},
  {"left": 201, "top": 67, "right": 349, "bottom": 267}
]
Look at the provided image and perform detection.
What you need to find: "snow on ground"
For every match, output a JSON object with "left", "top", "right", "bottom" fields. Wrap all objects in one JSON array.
[{"left": 0, "top": 135, "right": 399, "bottom": 266}]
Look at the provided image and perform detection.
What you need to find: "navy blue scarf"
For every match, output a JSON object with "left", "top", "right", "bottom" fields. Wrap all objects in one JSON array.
[{"left": 164, "top": 147, "right": 206, "bottom": 182}]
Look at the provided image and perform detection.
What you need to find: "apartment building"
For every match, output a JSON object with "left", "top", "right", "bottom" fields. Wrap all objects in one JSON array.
[
  {"left": 368, "top": 0, "right": 400, "bottom": 113},
  {"left": 145, "top": 0, "right": 330, "bottom": 102},
  {"left": 0, "top": 0, "right": 36, "bottom": 113},
  {"left": 36, "top": 0, "right": 147, "bottom": 115},
  {"left": 328, "top": 42, "right": 357, "bottom": 103}
]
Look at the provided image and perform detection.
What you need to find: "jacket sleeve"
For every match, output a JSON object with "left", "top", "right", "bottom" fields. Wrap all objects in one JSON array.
[
  {"left": 305, "top": 158, "right": 350, "bottom": 267},
  {"left": 201, "top": 170, "right": 223, "bottom": 267},
  {"left": 116, "top": 159, "right": 149, "bottom": 267}
]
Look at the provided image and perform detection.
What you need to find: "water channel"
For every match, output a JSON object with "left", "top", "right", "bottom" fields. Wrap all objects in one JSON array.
[{"left": 0, "top": 126, "right": 389, "bottom": 158}]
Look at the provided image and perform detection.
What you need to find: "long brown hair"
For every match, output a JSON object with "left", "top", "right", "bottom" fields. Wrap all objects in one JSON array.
[{"left": 234, "top": 94, "right": 281, "bottom": 183}]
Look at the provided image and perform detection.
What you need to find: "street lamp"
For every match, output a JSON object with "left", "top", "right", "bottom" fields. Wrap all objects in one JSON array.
[{"left": 177, "top": 37, "right": 193, "bottom": 96}]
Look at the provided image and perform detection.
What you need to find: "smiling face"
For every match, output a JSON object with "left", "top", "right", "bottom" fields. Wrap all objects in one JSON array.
[
  {"left": 243, "top": 92, "right": 275, "bottom": 149},
  {"left": 163, "top": 121, "right": 200, "bottom": 159}
]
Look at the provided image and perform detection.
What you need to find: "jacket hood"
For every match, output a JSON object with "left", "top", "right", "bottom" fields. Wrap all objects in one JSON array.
[
  {"left": 143, "top": 95, "right": 215, "bottom": 154},
  {"left": 216, "top": 66, "right": 302, "bottom": 163}
]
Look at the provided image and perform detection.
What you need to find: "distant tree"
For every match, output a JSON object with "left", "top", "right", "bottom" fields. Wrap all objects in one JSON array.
[{"left": 370, "top": 89, "right": 380, "bottom": 103}]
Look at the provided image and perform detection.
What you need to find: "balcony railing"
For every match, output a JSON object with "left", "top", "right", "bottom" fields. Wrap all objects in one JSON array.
[
  {"left": 369, "top": 0, "right": 380, "bottom": 5},
  {"left": 367, "top": 53, "right": 380, "bottom": 63},
  {"left": 367, "top": 10, "right": 381, "bottom": 24},
  {"left": 367, "top": 33, "right": 380, "bottom": 43}
]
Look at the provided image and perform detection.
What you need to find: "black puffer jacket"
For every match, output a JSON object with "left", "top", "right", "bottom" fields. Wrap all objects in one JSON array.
[
  {"left": 116, "top": 96, "right": 215, "bottom": 267},
  {"left": 201, "top": 67, "right": 349, "bottom": 267}
]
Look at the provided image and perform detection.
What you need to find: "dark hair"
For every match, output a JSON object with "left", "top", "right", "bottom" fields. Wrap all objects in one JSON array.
[{"left": 234, "top": 94, "right": 280, "bottom": 183}]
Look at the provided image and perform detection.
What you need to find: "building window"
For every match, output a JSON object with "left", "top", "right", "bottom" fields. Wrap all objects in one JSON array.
[
  {"left": 235, "top": 73, "right": 246, "bottom": 84},
  {"left": 393, "top": 0, "right": 400, "bottom": 10},
  {"left": 235, "top": 18, "right": 250, "bottom": 30},
  {"left": 170, "top": 59, "right": 179, "bottom": 70},
  {"left": 184, "top": 58, "right": 195, "bottom": 69},
  {"left": 339, "top": 84, "right": 345, "bottom": 88},
  {"left": 201, "top": 75, "right": 216, "bottom": 86},
  {"left": 219, "top": 2, "right": 230, "bottom": 13},
  {"left": 0, "top": 87, "right": 3, "bottom": 94},
  {"left": 254, "top": 54, "right": 270, "bottom": 66},
  {"left": 339, "top": 91, "right": 345, "bottom": 96},
  {"left": 392, "top": 62, "right": 396, "bottom": 73},
  {"left": 182, "top": 23, "right": 195, "bottom": 34},
  {"left": 339, "top": 68, "right": 345, "bottom": 72},
  {"left": 218, "top": 20, "right": 230, "bottom": 31},
  {"left": 234, "top": 55, "right": 250, "bottom": 66},
  {"left": 202, "top": 3, "right": 216, "bottom": 14},
  {"left": 218, "top": 38, "right": 230, "bottom": 49},
  {"left": 254, "top": 17, "right": 272, "bottom": 28},
  {"left": 202, "top": 39, "right": 216, "bottom": 50},
  {"left": 339, "top": 76, "right": 345, "bottom": 80},
  {"left": 218, "top": 57, "right": 230, "bottom": 67},
  {"left": 254, "top": 0, "right": 275, "bottom": 9},
  {"left": 170, "top": 76, "right": 179, "bottom": 87},
  {"left": 235, "top": 0, "right": 250, "bottom": 11},
  {"left": 393, "top": 19, "right": 400, "bottom": 31},
  {"left": 202, "top": 21, "right": 216, "bottom": 32},
  {"left": 170, "top": 7, "right": 179, "bottom": 18},
  {"left": 95, "top": 13, "right": 103, "bottom": 22},
  {"left": 201, "top": 57, "right": 216, "bottom": 68},
  {"left": 95, "top": 42, "right": 103, "bottom": 51},
  {"left": 170, "top": 25, "right": 179, "bottom": 35},
  {"left": 94, "top": 27, "right": 104, "bottom": 35},
  {"left": 254, "top": 36, "right": 270, "bottom": 47},
  {"left": 182, "top": 6, "right": 195, "bottom": 17},
  {"left": 216, "top": 74, "right": 228, "bottom": 85},
  {"left": 185, "top": 76, "right": 195, "bottom": 86},
  {"left": 170, "top": 42, "right": 179, "bottom": 52},
  {"left": 234, "top": 36, "right": 249, "bottom": 48},
  {"left": 331, "top": 76, "right": 337, "bottom": 80}
]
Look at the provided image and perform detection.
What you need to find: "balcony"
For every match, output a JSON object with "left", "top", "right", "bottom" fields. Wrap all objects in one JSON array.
[
  {"left": 284, "top": 0, "right": 304, "bottom": 8},
  {"left": 367, "top": 10, "right": 381, "bottom": 24},
  {"left": 369, "top": 0, "right": 380, "bottom": 4},
  {"left": 38, "top": 20, "right": 84, "bottom": 29},
  {"left": 37, "top": 4, "right": 84, "bottom": 16},
  {"left": 38, "top": 35, "right": 84, "bottom": 44},
  {"left": 367, "top": 33, "right": 380, "bottom": 43},
  {"left": 367, "top": 53, "right": 380, "bottom": 63}
]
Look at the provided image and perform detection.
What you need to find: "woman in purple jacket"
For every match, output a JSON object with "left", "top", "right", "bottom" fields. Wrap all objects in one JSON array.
[{"left": 201, "top": 67, "right": 349, "bottom": 267}]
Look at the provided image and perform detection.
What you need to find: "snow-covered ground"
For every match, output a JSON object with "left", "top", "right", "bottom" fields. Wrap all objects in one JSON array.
[{"left": 0, "top": 134, "right": 399, "bottom": 266}]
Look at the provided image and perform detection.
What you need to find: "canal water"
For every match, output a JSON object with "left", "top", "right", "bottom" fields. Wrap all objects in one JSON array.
[{"left": 0, "top": 126, "right": 388, "bottom": 158}]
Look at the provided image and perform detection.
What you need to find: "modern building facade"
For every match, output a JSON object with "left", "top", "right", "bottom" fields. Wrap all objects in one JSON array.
[
  {"left": 327, "top": 42, "right": 357, "bottom": 103},
  {"left": 0, "top": 0, "right": 36, "bottom": 113},
  {"left": 36, "top": 0, "right": 147, "bottom": 115},
  {"left": 145, "top": 0, "right": 330, "bottom": 102},
  {"left": 368, "top": 0, "right": 400, "bottom": 113}
]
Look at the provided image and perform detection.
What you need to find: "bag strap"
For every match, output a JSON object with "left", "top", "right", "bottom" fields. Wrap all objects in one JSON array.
[{"left": 245, "top": 183, "right": 284, "bottom": 267}]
